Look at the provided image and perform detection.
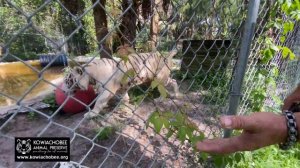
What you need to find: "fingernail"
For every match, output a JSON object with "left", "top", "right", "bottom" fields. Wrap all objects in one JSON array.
[{"left": 221, "top": 117, "right": 232, "bottom": 128}]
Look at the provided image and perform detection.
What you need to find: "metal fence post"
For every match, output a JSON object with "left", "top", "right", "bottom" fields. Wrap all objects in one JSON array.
[
  {"left": 224, "top": 0, "right": 261, "bottom": 138},
  {"left": 295, "top": 61, "right": 300, "bottom": 87}
]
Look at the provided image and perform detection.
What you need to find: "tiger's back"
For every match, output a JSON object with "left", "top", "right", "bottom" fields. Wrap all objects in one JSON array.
[{"left": 126, "top": 51, "right": 174, "bottom": 84}]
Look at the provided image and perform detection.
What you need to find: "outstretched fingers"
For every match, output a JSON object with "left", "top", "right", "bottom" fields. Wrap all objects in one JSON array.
[
  {"left": 196, "top": 133, "right": 263, "bottom": 154},
  {"left": 196, "top": 115, "right": 262, "bottom": 154},
  {"left": 219, "top": 115, "right": 258, "bottom": 131}
]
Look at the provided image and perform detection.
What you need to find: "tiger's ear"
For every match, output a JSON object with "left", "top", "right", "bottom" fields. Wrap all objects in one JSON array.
[{"left": 74, "top": 66, "right": 83, "bottom": 75}]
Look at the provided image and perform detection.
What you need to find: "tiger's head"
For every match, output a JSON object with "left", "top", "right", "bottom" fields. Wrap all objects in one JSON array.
[
  {"left": 63, "top": 66, "right": 90, "bottom": 93},
  {"left": 16, "top": 139, "right": 31, "bottom": 155}
]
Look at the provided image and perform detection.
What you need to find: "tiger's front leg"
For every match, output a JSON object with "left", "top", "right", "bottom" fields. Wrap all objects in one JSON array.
[
  {"left": 121, "top": 92, "right": 130, "bottom": 104},
  {"left": 84, "top": 83, "right": 119, "bottom": 119},
  {"left": 84, "top": 90, "right": 112, "bottom": 119},
  {"left": 167, "top": 78, "right": 183, "bottom": 98}
]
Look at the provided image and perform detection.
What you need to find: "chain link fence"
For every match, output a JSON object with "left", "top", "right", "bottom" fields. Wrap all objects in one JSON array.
[
  {"left": 238, "top": 1, "right": 300, "bottom": 115},
  {"left": 0, "top": 0, "right": 299, "bottom": 167}
]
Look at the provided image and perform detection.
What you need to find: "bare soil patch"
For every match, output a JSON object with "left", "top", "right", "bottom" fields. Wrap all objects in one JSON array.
[{"left": 0, "top": 91, "right": 221, "bottom": 168}]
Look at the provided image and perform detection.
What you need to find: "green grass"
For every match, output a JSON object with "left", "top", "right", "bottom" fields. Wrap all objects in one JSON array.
[
  {"left": 96, "top": 126, "right": 116, "bottom": 140},
  {"left": 223, "top": 145, "right": 300, "bottom": 168},
  {"left": 27, "top": 111, "right": 37, "bottom": 120},
  {"left": 42, "top": 93, "right": 58, "bottom": 112},
  {"left": 128, "top": 84, "right": 160, "bottom": 105},
  {"left": 237, "top": 145, "right": 300, "bottom": 168},
  {"left": 172, "top": 69, "right": 230, "bottom": 105}
]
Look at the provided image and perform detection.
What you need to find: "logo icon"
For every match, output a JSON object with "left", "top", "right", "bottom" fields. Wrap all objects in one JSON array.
[{"left": 16, "top": 139, "right": 31, "bottom": 154}]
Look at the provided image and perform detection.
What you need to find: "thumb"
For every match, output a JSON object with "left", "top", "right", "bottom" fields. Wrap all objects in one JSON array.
[{"left": 220, "top": 115, "right": 255, "bottom": 130}]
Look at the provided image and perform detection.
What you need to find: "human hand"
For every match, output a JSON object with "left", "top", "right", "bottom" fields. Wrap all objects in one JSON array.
[
  {"left": 196, "top": 112, "right": 287, "bottom": 154},
  {"left": 283, "top": 97, "right": 300, "bottom": 111},
  {"left": 282, "top": 86, "right": 300, "bottom": 111}
]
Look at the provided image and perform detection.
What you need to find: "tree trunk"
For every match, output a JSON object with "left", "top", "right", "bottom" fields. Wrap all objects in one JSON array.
[
  {"left": 162, "top": 0, "right": 170, "bottom": 14},
  {"left": 118, "top": 0, "right": 141, "bottom": 47},
  {"left": 92, "top": 0, "right": 112, "bottom": 59},
  {"left": 60, "top": 0, "right": 89, "bottom": 55},
  {"left": 206, "top": 0, "right": 217, "bottom": 39},
  {"left": 150, "top": 0, "right": 160, "bottom": 51},
  {"left": 141, "top": 0, "right": 151, "bottom": 20},
  {"left": 0, "top": 0, "right": 5, "bottom": 7}
]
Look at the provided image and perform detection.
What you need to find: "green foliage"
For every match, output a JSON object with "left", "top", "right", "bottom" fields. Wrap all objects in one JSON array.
[
  {"left": 96, "top": 126, "right": 116, "bottom": 140},
  {"left": 135, "top": 28, "right": 152, "bottom": 53},
  {"left": 27, "top": 111, "right": 37, "bottom": 120},
  {"left": 281, "top": 46, "right": 296, "bottom": 60},
  {"left": 151, "top": 79, "right": 168, "bottom": 99},
  {"left": 174, "top": 70, "right": 228, "bottom": 90},
  {"left": 147, "top": 109, "right": 250, "bottom": 167},
  {"left": 238, "top": 1, "right": 300, "bottom": 167},
  {"left": 247, "top": 145, "right": 300, "bottom": 168},
  {"left": 42, "top": 94, "right": 56, "bottom": 106},
  {"left": 198, "top": 140, "right": 300, "bottom": 167},
  {"left": 121, "top": 69, "right": 136, "bottom": 86},
  {"left": 82, "top": 0, "right": 98, "bottom": 52},
  {"left": 173, "top": 70, "right": 230, "bottom": 105},
  {"left": 1, "top": 0, "right": 97, "bottom": 60},
  {"left": 249, "top": 66, "right": 280, "bottom": 111},
  {"left": 126, "top": 81, "right": 163, "bottom": 106},
  {"left": 126, "top": 78, "right": 169, "bottom": 106},
  {"left": 42, "top": 93, "right": 58, "bottom": 112},
  {"left": 121, "top": 71, "right": 169, "bottom": 105},
  {"left": 0, "top": 5, "right": 48, "bottom": 61},
  {"left": 206, "top": 153, "right": 245, "bottom": 168},
  {"left": 128, "top": 86, "right": 149, "bottom": 105},
  {"left": 149, "top": 4, "right": 299, "bottom": 163},
  {"left": 248, "top": 0, "right": 297, "bottom": 112},
  {"left": 172, "top": 0, "right": 245, "bottom": 39},
  {"left": 223, "top": 145, "right": 300, "bottom": 168},
  {"left": 147, "top": 110, "right": 205, "bottom": 145}
]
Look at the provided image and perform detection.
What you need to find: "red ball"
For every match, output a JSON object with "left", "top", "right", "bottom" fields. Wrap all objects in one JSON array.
[{"left": 55, "top": 83, "right": 97, "bottom": 113}]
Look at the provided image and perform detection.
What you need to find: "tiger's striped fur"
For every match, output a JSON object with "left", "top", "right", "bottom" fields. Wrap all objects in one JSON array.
[{"left": 63, "top": 50, "right": 180, "bottom": 119}]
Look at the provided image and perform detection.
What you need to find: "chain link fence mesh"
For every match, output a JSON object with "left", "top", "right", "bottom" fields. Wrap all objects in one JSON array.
[
  {"left": 238, "top": 1, "right": 300, "bottom": 115},
  {"left": 0, "top": 0, "right": 299, "bottom": 167}
]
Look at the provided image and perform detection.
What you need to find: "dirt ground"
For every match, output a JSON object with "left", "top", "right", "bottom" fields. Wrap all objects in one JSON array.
[{"left": 0, "top": 90, "right": 222, "bottom": 168}]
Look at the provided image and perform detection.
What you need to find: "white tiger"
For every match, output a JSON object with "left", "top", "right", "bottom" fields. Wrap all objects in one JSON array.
[{"left": 63, "top": 50, "right": 180, "bottom": 119}]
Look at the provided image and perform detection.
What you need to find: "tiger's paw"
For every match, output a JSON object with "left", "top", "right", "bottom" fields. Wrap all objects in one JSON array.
[
  {"left": 84, "top": 111, "right": 99, "bottom": 119},
  {"left": 175, "top": 92, "right": 184, "bottom": 99}
]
